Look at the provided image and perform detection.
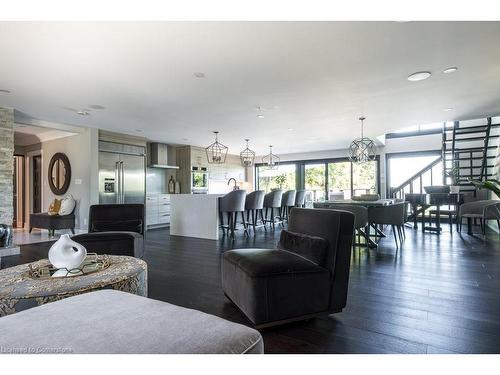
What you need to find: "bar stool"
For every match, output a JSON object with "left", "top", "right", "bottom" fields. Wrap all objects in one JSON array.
[
  {"left": 244, "top": 190, "right": 266, "bottom": 233},
  {"left": 263, "top": 190, "right": 283, "bottom": 229},
  {"left": 219, "top": 190, "right": 248, "bottom": 238},
  {"left": 280, "top": 190, "right": 296, "bottom": 223},
  {"left": 295, "top": 190, "right": 306, "bottom": 208}
]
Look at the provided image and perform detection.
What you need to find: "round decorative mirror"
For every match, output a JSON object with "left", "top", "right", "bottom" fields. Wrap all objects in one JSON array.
[{"left": 48, "top": 153, "right": 71, "bottom": 195}]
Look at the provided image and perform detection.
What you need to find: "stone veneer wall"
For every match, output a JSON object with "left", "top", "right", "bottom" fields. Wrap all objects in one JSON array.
[{"left": 0, "top": 107, "right": 14, "bottom": 226}]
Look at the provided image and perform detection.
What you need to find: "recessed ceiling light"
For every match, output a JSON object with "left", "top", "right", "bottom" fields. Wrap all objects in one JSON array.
[
  {"left": 443, "top": 67, "right": 458, "bottom": 74},
  {"left": 0, "top": 89, "right": 11, "bottom": 94},
  {"left": 88, "top": 104, "right": 105, "bottom": 110},
  {"left": 193, "top": 72, "right": 205, "bottom": 78},
  {"left": 257, "top": 114, "right": 264, "bottom": 119},
  {"left": 76, "top": 110, "right": 90, "bottom": 116},
  {"left": 407, "top": 71, "right": 432, "bottom": 81},
  {"left": 443, "top": 108, "right": 453, "bottom": 111},
  {"left": 182, "top": 138, "right": 189, "bottom": 141},
  {"left": 287, "top": 128, "right": 294, "bottom": 131}
]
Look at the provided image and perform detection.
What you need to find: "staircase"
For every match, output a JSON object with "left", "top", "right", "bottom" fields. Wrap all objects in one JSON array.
[
  {"left": 442, "top": 117, "right": 500, "bottom": 194},
  {"left": 390, "top": 116, "right": 500, "bottom": 200}
]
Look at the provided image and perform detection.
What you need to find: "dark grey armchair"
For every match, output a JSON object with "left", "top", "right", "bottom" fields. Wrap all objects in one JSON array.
[
  {"left": 72, "top": 231, "right": 144, "bottom": 258},
  {"left": 222, "top": 208, "right": 354, "bottom": 327},
  {"left": 458, "top": 200, "right": 500, "bottom": 235}
]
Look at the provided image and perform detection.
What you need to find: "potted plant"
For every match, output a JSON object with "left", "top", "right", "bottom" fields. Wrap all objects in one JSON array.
[{"left": 469, "top": 179, "right": 500, "bottom": 199}]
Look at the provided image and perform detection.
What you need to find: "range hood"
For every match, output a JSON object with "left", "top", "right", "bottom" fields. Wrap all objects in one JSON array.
[{"left": 149, "top": 143, "right": 179, "bottom": 169}]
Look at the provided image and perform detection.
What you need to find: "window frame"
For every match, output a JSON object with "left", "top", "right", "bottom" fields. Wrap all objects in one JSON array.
[{"left": 255, "top": 156, "right": 380, "bottom": 198}]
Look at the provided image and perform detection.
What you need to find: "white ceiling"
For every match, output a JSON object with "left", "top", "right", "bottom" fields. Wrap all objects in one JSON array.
[
  {"left": 14, "top": 123, "right": 76, "bottom": 146},
  {"left": 1, "top": 22, "right": 500, "bottom": 155}
]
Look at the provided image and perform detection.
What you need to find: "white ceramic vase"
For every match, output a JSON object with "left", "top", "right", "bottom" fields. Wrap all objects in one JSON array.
[{"left": 48, "top": 234, "right": 87, "bottom": 277}]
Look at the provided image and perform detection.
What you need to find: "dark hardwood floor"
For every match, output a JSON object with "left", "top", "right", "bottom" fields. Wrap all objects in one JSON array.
[{"left": 3, "top": 223, "right": 500, "bottom": 354}]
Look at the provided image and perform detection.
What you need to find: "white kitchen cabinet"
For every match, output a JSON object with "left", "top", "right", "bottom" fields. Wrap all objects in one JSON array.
[{"left": 146, "top": 193, "right": 171, "bottom": 228}]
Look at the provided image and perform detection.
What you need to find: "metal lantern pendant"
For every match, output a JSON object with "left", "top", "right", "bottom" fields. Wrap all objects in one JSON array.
[
  {"left": 240, "top": 139, "right": 255, "bottom": 167},
  {"left": 262, "top": 145, "right": 280, "bottom": 170},
  {"left": 348, "top": 116, "right": 376, "bottom": 163},
  {"left": 205, "top": 131, "right": 228, "bottom": 164}
]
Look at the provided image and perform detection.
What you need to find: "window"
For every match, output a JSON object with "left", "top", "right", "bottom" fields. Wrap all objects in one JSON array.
[
  {"left": 256, "top": 164, "right": 296, "bottom": 193},
  {"left": 304, "top": 163, "right": 326, "bottom": 204},
  {"left": 353, "top": 161, "right": 378, "bottom": 196},
  {"left": 327, "top": 161, "right": 351, "bottom": 199}
]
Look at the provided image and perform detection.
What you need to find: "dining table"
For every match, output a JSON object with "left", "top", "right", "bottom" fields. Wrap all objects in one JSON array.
[{"left": 314, "top": 199, "right": 396, "bottom": 248}]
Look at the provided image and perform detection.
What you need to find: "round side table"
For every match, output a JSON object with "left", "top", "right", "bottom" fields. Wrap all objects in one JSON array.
[{"left": 0, "top": 255, "right": 147, "bottom": 317}]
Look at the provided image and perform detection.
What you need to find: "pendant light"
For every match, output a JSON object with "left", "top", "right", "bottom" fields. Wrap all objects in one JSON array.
[
  {"left": 262, "top": 145, "right": 280, "bottom": 170},
  {"left": 348, "top": 116, "right": 376, "bottom": 163},
  {"left": 205, "top": 131, "right": 228, "bottom": 164},
  {"left": 239, "top": 139, "right": 256, "bottom": 167}
]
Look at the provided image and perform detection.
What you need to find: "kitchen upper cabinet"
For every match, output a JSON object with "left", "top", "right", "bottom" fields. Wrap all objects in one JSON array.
[{"left": 191, "top": 147, "right": 208, "bottom": 168}]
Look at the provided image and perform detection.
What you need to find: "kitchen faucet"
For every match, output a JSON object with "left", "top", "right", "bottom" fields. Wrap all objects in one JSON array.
[{"left": 227, "top": 178, "right": 239, "bottom": 191}]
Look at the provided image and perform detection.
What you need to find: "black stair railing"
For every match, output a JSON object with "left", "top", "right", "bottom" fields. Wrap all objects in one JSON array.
[{"left": 390, "top": 156, "right": 443, "bottom": 199}]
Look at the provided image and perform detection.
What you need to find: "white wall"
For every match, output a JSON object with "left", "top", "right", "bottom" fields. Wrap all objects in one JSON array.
[{"left": 41, "top": 127, "right": 98, "bottom": 230}]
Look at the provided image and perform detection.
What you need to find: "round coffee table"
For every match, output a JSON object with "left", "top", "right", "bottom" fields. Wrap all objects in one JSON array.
[{"left": 0, "top": 255, "right": 147, "bottom": 317}]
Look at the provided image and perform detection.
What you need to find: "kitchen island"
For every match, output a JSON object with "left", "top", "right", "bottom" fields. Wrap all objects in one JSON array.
[{"left": 170, "top": 194, "right": 223, "bottom": 240}]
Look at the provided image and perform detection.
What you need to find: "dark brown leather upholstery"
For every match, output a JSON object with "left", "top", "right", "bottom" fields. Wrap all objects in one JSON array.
[
  {"left": 72, "top": 231, "right": 144, "bottom": 258},
  {"left": 222, "top": 208, "right": 355, "bottom": 326},
  {"left": 88, "top": 204, "right": 144, "bottom": 235}
]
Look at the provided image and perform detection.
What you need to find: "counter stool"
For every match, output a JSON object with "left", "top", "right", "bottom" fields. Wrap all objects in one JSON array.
[
  {"left": 244, "top": 190, "right": 266, "bottom": 234},
  {"left": 263, "top": 190, "right": 283, "bottom": 229},
  {"left": 219, "top": 190, "right": 248, "bottom": 238},
  {"left": 295, "top": 190, "right": 306, "bottom": 208},
  {"left": 280, "top": 190, "right": 296, "bottom": 223}
]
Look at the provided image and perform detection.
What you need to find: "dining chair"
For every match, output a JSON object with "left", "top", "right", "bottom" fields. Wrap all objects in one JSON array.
[{"left": 368, "top": 202, "right": 406, "bottom": 248}]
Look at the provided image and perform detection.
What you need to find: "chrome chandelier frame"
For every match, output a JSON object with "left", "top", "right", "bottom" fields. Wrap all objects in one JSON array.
[
  {"left": 262, "top": 145, "right": 280, "bottom": 170},
  {"left": 348, "top": 116, "right": 376, "bottom": 163},
  {"left": 239, "top": 139, "right": 256, "bottom": 167},
  {"left": 205, "top": 131, "right": 228, "bottom": 164}
]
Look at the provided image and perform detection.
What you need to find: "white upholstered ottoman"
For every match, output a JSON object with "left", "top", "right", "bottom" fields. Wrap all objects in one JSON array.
[{"left": 0, "top": 290, "right": 263, "bottom": 354}]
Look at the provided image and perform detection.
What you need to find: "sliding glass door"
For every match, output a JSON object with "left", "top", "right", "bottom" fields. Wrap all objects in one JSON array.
[
  {"left": 255, "top": 158, "right": 379, "bottom": 201},
  {"left": 256, "top": 163, "right": 296, "bottom": 193},
  {"left": 327, "top": 161, "right": 351, "bottom": 199},
  {"left": 304, "top": 163, "right": 326, "bottom": 205}
]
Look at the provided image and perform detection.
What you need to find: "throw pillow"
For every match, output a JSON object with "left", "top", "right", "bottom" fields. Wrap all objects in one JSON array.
[
  {"left": 277, "top": 230, "right": 329, "bottom": 266},
  {"left": 48, "top": 199, "right": 61, "bottom": 216},
  {"left": 58, "top": 195, "right": 76, "bottom": 216}
]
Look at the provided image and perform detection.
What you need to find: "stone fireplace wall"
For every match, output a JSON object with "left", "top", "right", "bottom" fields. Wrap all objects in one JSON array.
[{"left": 0, "top": 107, "right": 14, "bottom": 226}]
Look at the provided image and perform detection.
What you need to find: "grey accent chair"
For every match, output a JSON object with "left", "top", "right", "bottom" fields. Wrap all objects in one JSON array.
[
  {"left": 458, "top": 200, "right": 500, "bottom": 235},
  {"left": 368, "top": 202, "right": 406, "bottom": 248},
  {"left": 263, "top": 190, "right": 283, "bottom": 229},
  {"left": 314, "top": 202, "right": 369, "bottom": 247},
  {"left": 219, "top": 190, "right": 248, "bottom": 237},
  {"left": 280, "top": 190, "right": 296, "bottom": 222},
  {"left": 222, "top": 208, "right": 355, "bottom": 327},
  {"left": 244, "top": 190, "right": 266, "bottom": 233},
  {"left": 295, "top": 190, "right": 306, "bottom": 208}
]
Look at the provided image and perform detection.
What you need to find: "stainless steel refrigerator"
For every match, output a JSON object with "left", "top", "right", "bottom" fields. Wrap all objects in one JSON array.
[{"left": 99, "top": 141, "right": 146, "bottom": 204}]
